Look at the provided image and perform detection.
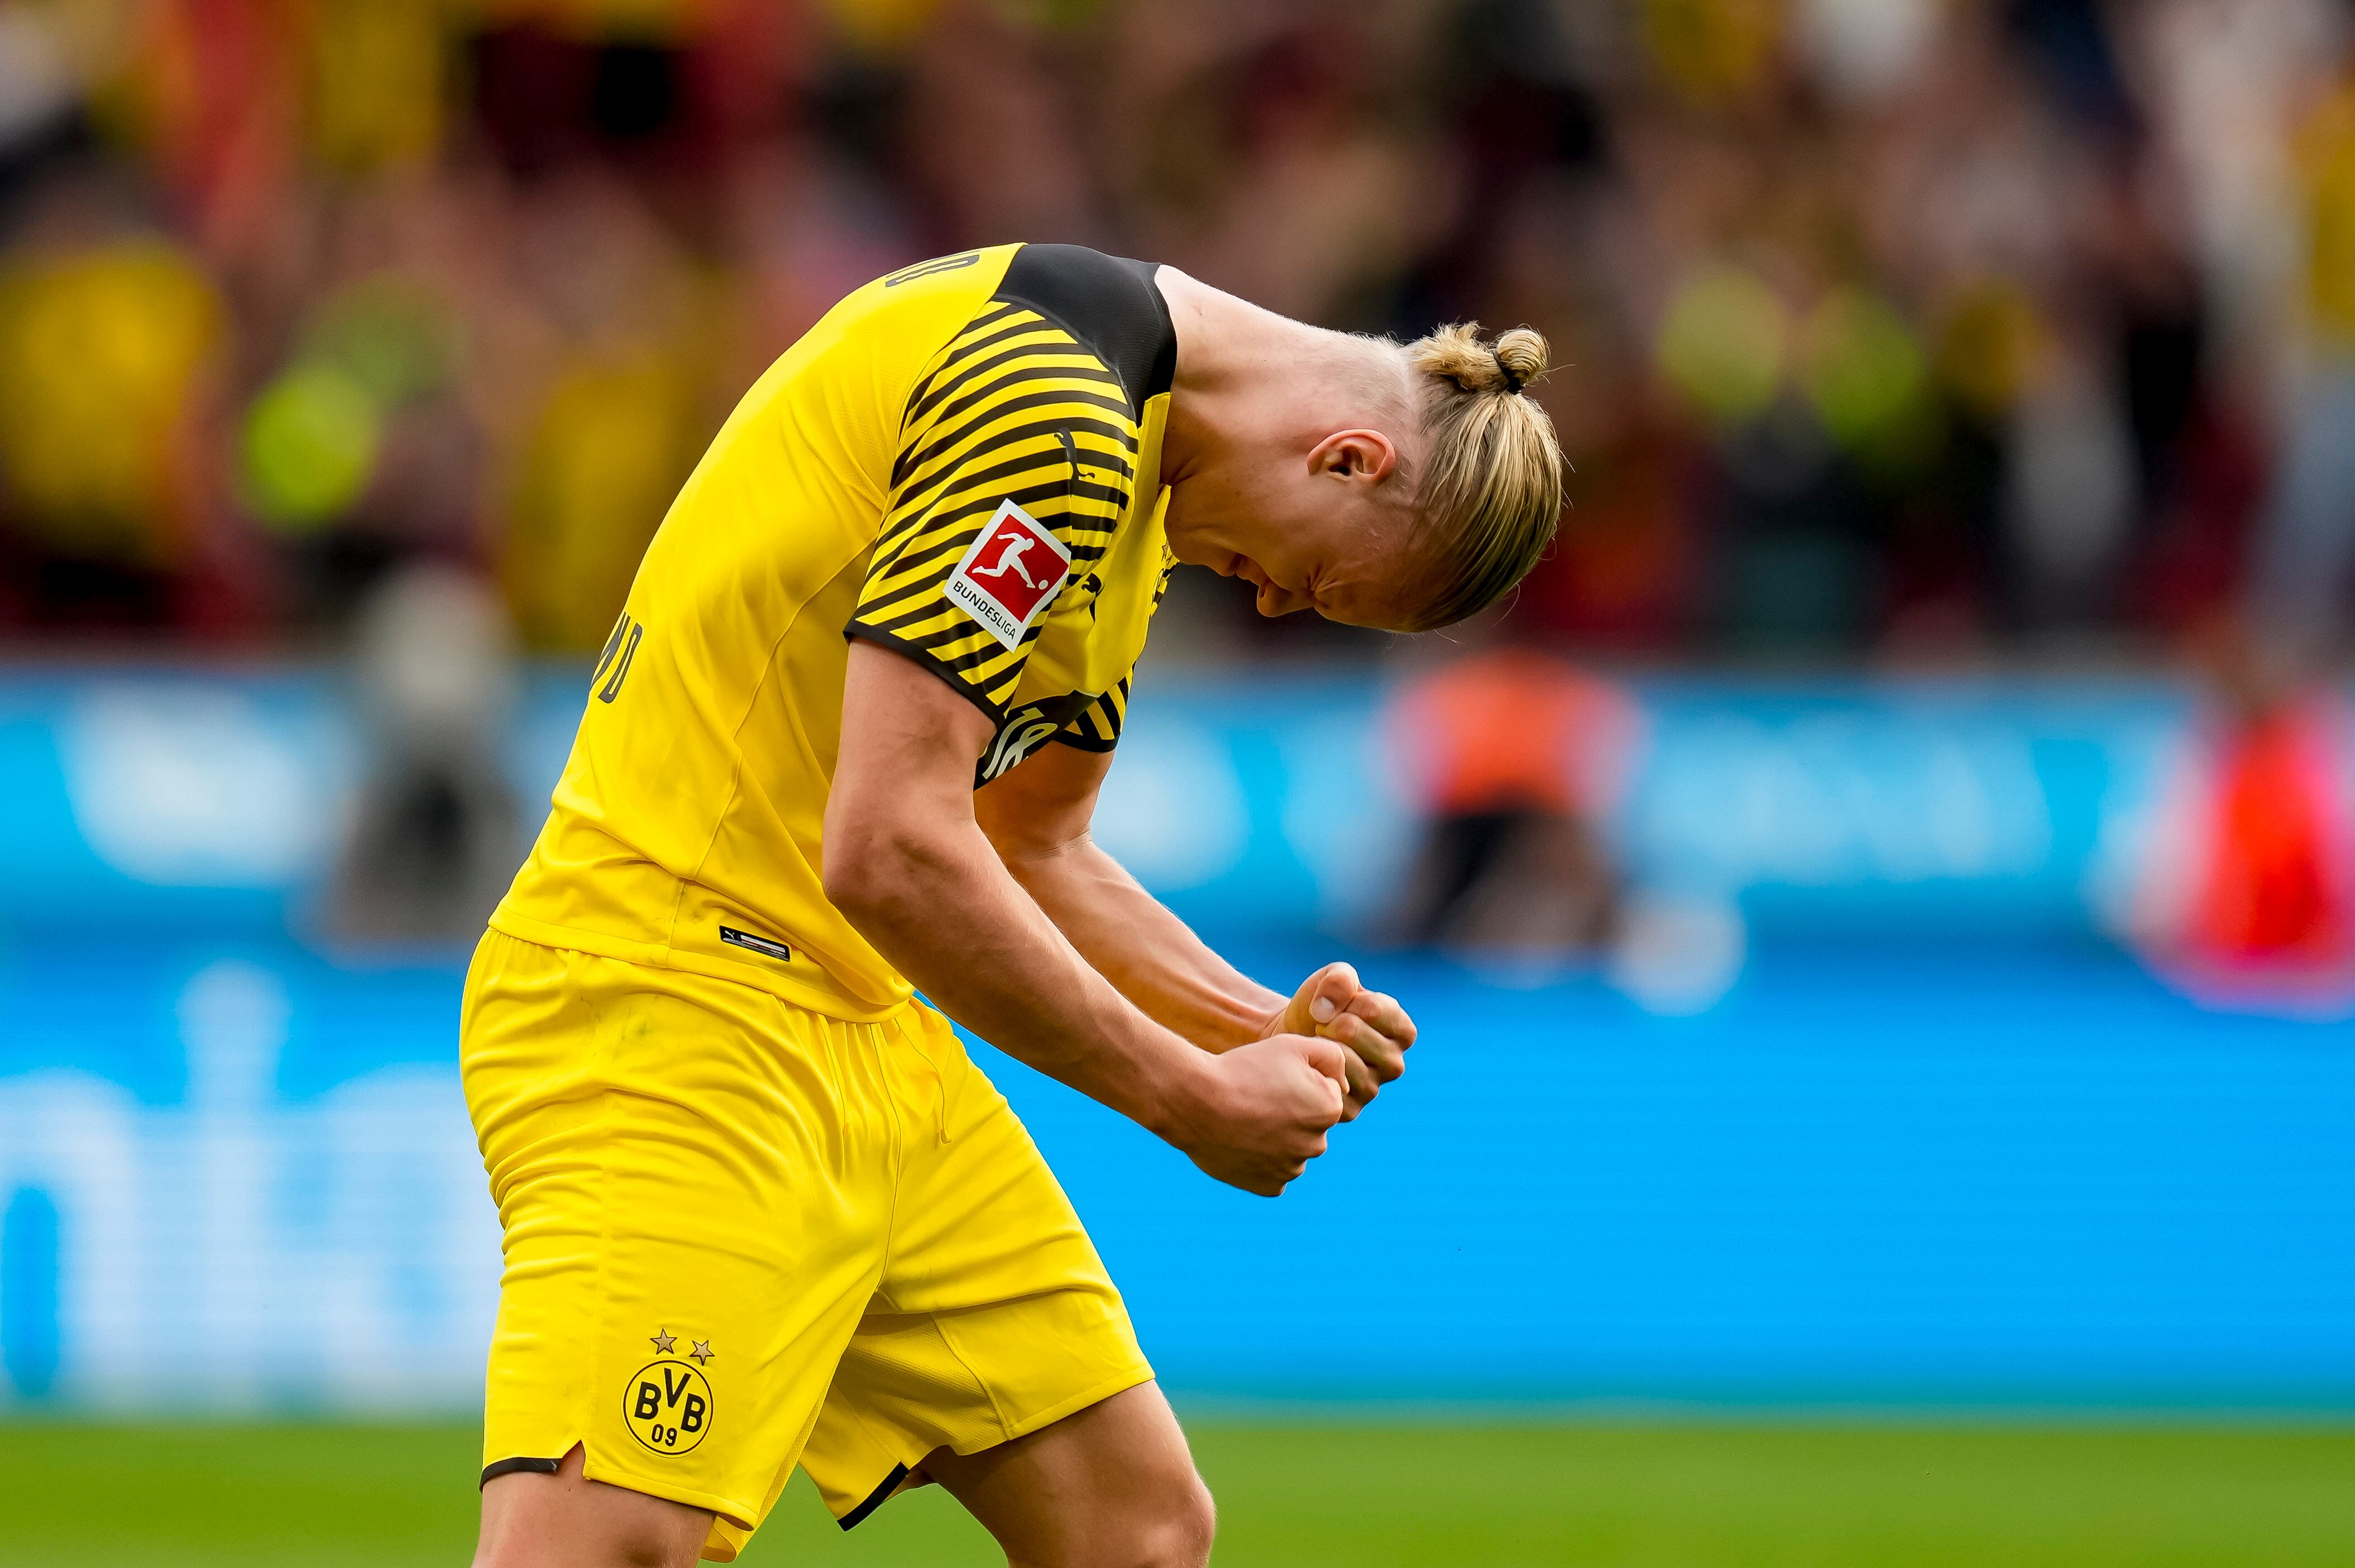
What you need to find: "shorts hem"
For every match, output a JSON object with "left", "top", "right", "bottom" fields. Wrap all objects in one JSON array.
[
  {"left": 480, "top": 1455, "right": 563, "bottom": 1487},
  {"left": 816, "top": 1365, "right": 1157, "bottom": 1529},
  {"left": 837, "top": 1462, "right": 911, "bottom": 1531},
  {"left": 951, "top": 1362, "right": 1158, "bottom": 1457},
  {"left": 576, "top": 1448, "right": 758, "bottom": 1538}
]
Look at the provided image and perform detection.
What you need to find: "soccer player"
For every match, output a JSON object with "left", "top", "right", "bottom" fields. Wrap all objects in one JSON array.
[{"left": 464, "top": 244, "right": 1564, "bottom": 1567}]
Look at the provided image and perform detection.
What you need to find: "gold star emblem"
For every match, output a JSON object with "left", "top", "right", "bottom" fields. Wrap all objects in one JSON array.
[
  {"left": 690, "top": 1340, "right": 715, "bottom": 1365},
  {"left": 650, "top": 1327, "right": 677, "bottom": 1354}
]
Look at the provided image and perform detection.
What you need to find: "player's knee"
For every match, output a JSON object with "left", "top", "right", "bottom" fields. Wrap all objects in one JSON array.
[
  {"left": 1136, "top": 1470, "right": 1215, "bottom": 1568},
  {"left": 475, "top": 1526, "right": 691, "bottom": 1568},
  {"left": 612, "top": 1530, "right": 691, "bottom": 1568},
  {"left": 1035, "top": 1466, "right": 1210, "bottom": 1568}
]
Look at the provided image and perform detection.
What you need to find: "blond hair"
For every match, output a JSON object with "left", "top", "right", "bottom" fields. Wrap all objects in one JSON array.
[{"left": 1400, "top": 323, "right": 1566, "bottom": 631}]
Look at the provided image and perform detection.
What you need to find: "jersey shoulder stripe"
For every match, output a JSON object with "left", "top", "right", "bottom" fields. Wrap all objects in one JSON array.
[{"left": 992, "top": 244, "right": 1176, "bottom": 418}]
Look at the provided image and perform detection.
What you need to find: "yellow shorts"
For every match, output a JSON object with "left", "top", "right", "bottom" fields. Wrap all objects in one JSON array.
[{"left": 460, "top": 930, "right": 1152, "bottom": 1562}]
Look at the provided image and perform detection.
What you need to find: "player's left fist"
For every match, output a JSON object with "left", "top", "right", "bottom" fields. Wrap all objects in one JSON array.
[{"left": 1263, "top": 962, "right": 1414, "bottom": 1120}]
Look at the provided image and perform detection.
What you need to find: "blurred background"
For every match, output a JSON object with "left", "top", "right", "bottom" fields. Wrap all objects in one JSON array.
[{"left": 1, "top": 0, "right": 2353, "bottom": 1563}]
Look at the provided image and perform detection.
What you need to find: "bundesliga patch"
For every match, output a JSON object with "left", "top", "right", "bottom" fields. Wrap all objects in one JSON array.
[{"left": 946, "top": 500, "right": 1073, "bottom": 651}]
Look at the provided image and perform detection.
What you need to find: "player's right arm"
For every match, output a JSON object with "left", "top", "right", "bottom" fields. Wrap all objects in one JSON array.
[{"left": 826, "top": 640, "right": 1349, "bottom": 1196}]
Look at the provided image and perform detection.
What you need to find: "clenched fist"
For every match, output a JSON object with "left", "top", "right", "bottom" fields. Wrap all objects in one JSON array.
[
  {"left": 1264, "top": 962, "right": 1416, "bottom": 1119},
  {"left": 1165, "top": 1033, "right": 1351, "bottom": 1196}
]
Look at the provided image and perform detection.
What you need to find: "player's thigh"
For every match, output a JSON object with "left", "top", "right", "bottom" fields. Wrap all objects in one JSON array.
[
  {"left": 476, "top": 1444, "right": 711, "bottom": 1568},
  {"left": 922, "top": 1382, "right": 1214, "bottom": 1568},
  {"left": 793, "top": 1006, "right": 1159, "bottom": 1535}
]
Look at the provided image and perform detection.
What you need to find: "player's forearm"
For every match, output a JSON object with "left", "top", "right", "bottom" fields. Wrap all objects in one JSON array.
[
  {"left": 999, "top": 836, "right": 1283, "bottom": 1052},
  {"left": 825, "top": 819, "right": 1214, "bottom": 1137}
]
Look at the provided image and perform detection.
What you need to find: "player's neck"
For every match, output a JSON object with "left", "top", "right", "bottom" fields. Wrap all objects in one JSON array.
[{"left": 1155, "top": 268, "right": 1330, "bottom": 485}]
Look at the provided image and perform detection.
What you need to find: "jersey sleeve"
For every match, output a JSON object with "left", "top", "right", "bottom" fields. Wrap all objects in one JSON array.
[
  {"left": 1055, "top": 674, "right": 1130, "bottom": 752},
  {"left": 1052, "top": 538, "right": 1172, "bottom": 753},
  {"left": 846, "top": 302, "right": 1140, "bottom": 720}
]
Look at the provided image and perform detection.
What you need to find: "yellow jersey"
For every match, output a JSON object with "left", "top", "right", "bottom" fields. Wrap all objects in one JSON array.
[{"left": 490, "top": 243, "right": 1179, "bottom": 1020}]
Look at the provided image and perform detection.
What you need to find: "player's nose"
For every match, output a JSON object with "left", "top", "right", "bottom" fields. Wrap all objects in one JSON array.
[{"left": 1256, "top": 581, "right": 1310, "bottom": 617}]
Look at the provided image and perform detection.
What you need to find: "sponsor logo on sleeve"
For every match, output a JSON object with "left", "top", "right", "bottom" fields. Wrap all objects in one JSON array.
[
  {"left": 947, "top": 500, "right": 1073, "bottom": 651},
  {"left": 974, "top": 692, "right": 1094, "bottom": 783}
]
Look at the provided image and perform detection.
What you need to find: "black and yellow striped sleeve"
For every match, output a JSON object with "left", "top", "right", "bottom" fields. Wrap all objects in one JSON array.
[
  {"left": 846, "top": 303, "right": 1139, "bottom": 719},
  {"left": 1054, "top": 538, "right": 1171, "bottom": 753},
  {"left": 1057, "top": 675, "right": 1131, "bottom": 752}
]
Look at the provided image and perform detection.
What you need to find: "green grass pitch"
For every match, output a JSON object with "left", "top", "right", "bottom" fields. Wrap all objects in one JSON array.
[{"left": 1, "top": 1419, "right": 2349, "bottom": 1565}]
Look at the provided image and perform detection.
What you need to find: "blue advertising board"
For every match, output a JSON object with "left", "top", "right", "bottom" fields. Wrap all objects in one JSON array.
[
  {"left": 0, "top": 664, "right": 2206, "bottom": 945},
  {"left": 0, "top": 666, "right": 2347, "bottom": 1413}
]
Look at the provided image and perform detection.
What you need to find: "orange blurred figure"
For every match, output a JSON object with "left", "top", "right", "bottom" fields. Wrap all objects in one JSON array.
[
  {"left": 2188, "top": 702, "right": 2350, "bottom": 965},
  {"left": 2136, "top": 627, "right": 2355, "bottom": 1013},
  {"left": 1385, "top": 644, "right": 1640, "bottom": 955}
]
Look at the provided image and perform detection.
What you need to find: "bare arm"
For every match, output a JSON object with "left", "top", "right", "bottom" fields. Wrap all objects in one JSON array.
[
  {"left": 825, "top": 641, "right": 1348, "bottom": 1195},
  {"left": 974, "top": 742, "right": 1284, "bottom": 1050},
  {"left": 975, "top": 728, "right": 1417, "bottom": 1118}
]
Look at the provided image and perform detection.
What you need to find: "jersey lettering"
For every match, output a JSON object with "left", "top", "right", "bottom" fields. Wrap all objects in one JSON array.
[
  {"left": 885, "top": 252, "right": 982, "bottom": 287},
  {"left": 595, "top": 616, "right": 643, "bottom": 703}
]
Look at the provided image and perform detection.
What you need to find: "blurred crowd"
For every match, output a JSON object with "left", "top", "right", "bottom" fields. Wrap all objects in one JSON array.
[{"left": 0, "top": 0, "right": 2353, "bottom": 666}]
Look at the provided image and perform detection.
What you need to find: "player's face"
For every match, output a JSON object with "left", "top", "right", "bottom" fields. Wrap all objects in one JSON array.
[
  {"left": 1198, "top": 532, "right": 1409, "bottom": 627},
  {"left": 1166, "top": 437, "right": 1428, "bottom": 630}
]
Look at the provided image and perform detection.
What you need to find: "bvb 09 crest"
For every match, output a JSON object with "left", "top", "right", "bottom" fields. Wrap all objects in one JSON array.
[{"left": 625, "top": 1359, "right": 714, "bottom": 1455}]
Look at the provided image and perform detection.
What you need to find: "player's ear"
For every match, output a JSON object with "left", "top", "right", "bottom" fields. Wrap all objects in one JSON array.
[{"left": 1308, "top": 429, "right": 1400, "bottom": 486}]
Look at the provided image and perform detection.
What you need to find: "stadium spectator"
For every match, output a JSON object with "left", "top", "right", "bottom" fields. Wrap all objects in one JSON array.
[
  {"left": 0, "top": 187, "right": 224, "bottom": 629},
  {"left": 1384, "top": 636, "right": 1639, "bottom": 958},
  {"left": 492, "top": 168, "right": 714, "bottom": 652},
  {"left": 320, "top": 560, "right": 523, "bottom": 944},
  {"left": 2252, "top": 21, "right": 2355, "bottom": 664},
  {"left": 0, "top": 0, "right": 2332, "bottom": 667},
  {"left": 2133, "top": 627, "right": 2355, "bottom": 1011}
]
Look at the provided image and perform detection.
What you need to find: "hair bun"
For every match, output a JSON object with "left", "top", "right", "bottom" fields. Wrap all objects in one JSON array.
[
  {"left": 1490, "top": 327, "right": 1547, "bottom": 396},
  {"left": 1406, "top": 322, "right": 1550, "bottom": 397}
]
